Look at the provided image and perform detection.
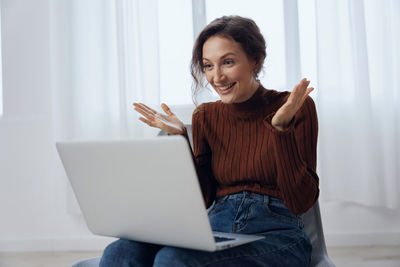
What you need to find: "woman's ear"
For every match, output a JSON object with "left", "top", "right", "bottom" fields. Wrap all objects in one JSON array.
[{"left": 253, "top": 60, "right": 261, "bottom": 76}]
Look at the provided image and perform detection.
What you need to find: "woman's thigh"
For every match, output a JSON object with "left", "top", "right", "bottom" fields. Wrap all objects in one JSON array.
[
  {"left": 153, "top": 230, "right": 310, "bottom": 267},
  {"left": 154, "top": 191, "right": 312, "bottom": 267},
  {"left": 99, "top": 239, "right": 162, "bottom": 267}
]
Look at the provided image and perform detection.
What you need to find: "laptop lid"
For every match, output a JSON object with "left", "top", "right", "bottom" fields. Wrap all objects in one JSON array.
[{"left": 56, "top": 136, "right": 218, "bottom": 251}]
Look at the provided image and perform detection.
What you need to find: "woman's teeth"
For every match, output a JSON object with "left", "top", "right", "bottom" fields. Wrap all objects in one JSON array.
[{"left": 219, "top": 82, "right": 236, "bottom": 91}]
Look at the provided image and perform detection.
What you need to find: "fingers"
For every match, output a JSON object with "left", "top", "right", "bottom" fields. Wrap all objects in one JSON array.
[
  {"left": 161, "top": 103, "right": 174, "bottom": 116},
  {"left": 133, "top": 102, "right": 168, "bottom": 121},
  {"left": 133, "top": 103, "right": 156, "bottom": 121},
  {"left": 133, "top": 102, "right": 173, "bottom": 119},
  {"left": 298, "top": 78, "right": 310, "bottom": 93},
  {"left": 273, "top": 79, "right": 314, "bottom": 129},
  {"left": 135, "top": 103, "right": 158, "bottom": 114},
  {"left": 133, "top": 102, "right": 171, "bottom": 128},
  {"left": 133, "top": 103, "right": 157, "bottom": 117},
  {"left": 306, "top": 87, "right": 314, "bottom": 94},
  {"left": 294, "top": 78, "right": 312, "bottom": 97},
  {"left": 138, "top": 117, "right": 154, "bottom": 127},
  {"left": 302, "top": 87, "right": 314, "bottom": 102},
  {"left": 287, "top": 78, "right": 314, "bottom": 108},
  {"left": 139, "top": 114, "right": 183, "bottom": 134}
]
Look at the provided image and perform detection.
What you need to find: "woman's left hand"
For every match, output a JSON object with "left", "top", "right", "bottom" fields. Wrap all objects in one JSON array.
[{"left": 271, "top": 78, "right": 314, "bottom": 131}]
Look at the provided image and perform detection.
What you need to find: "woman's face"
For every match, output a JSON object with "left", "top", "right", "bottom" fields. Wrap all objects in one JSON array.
[{"left": 202, "top": 35, "right": 259, "bottom": 104}]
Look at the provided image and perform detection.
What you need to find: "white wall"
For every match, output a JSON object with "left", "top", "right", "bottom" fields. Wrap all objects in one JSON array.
[
  {"left": 0, "top": 0, "right": 399, "bottom": 251},
  {"left": 322, "top": 202, "right": 400, "bottom": 247}
]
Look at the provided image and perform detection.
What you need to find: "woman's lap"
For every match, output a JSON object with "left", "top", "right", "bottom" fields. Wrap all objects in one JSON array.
[
  {"left": 99, "top": 239, "right": 162, "bottom": 267},
  {"left": 153, "top": 229, "right": 310, "bottom": 267},
  {"left": 100, "top": 191, "right": 312, "bottom": 267}
]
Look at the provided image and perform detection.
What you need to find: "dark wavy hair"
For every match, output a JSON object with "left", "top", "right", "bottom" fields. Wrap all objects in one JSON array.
[{"left": 190, "top": 15, "right": 267, "bottom": 104}]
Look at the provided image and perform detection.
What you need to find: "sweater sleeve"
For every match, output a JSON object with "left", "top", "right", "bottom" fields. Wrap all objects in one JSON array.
[
  {"left": 191, "top": 104, "right": 217, "bottom": 208},
  {"left": 263, "top": 96, "right": 320, "bottom": 214}
]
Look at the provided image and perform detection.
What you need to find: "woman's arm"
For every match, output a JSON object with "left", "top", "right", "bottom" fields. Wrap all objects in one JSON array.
[
  {"left": 264, "top": 96, "right": 319, "bottom": 214},
  {"left": 191, "top": 104, "right": 217, "bottom": 208}
]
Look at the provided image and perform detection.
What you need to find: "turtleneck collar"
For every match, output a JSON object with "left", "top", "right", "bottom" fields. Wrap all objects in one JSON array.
[{"left": 223, "top": 84, "right": 270, "bottom": 117}]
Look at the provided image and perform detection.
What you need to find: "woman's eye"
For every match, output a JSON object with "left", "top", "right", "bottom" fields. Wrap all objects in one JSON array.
[
  {"left": 203, "top": 64, "right": 212, "bottom": 70},
  {"left": 224, "top": 60, "right": 234, "bottom": 65}
]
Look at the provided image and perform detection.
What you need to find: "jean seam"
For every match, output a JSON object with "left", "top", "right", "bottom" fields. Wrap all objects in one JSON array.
[
  {"left": 209, "top": 196, "right": 229, "bottom": 216},
  {"left": 236, "top": 199, "right": 256, "bottom": 232},
  {"left": 232, "top": 194, "right": 246, "bottom": 232},
  {"left": 198, "top": 237, "right": 308, "bottom": 267}
]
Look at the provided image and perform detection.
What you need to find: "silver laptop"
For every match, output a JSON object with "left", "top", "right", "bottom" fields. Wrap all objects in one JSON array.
[{"left": 56, "top": 135, "right": 264, "bottom": 251}]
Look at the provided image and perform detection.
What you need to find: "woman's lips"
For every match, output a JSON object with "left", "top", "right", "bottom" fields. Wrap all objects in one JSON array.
[{"left": 217, "top": 82, "right": 236, "bottom": 95}]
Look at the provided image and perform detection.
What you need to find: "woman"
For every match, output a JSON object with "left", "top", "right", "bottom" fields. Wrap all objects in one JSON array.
[{"left": 100, "top": 15, "right": 319, "bottom": 267}]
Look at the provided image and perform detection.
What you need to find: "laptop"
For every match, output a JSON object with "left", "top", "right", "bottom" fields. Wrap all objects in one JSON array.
[{"left": 56, "top": 135, "right": 264, "bottom": 251}]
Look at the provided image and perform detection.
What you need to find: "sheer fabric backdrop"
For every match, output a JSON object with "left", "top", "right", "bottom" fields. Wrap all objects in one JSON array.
[
  {"left": 51, "top": 0, "right": 160, "bottom": 142},
  {"left": 315, "top": 0, "right": 400, "bottom": 208},
  {"left": 50, "top": 0, "right": 160, "bottom": 214}
]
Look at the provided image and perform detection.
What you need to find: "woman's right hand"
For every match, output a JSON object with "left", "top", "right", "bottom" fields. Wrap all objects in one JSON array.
[{"left": 133, "top": 103, "right": 185, "bottom": 135}]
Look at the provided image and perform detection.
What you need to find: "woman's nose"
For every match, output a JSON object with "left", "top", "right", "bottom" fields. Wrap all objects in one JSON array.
[{"left": 213, "top": 67, "right": 225, "bottom": 83}]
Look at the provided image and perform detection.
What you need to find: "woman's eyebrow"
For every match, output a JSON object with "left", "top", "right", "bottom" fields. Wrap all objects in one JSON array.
[
  {"left": 220, "top": 52, "right": 236, "bottom": 59},
  {"left": 203, "top": 52, "right": 236, "bottom": 61}
]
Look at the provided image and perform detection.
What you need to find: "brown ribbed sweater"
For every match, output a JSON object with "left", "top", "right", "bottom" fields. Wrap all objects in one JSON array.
[{"left": 190, "top": 85, "right": 319, "bottom": 215}]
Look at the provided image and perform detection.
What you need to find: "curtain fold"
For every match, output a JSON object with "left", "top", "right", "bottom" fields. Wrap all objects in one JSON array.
[
  {"left": 315, "top": 0, "right": 400, "bottom": 209},
  {"left": 50, "top": 0, "right": 160, "bottom": 214},
  {"left": 51, "top": 0, "right": 160, "bottom": 141}
]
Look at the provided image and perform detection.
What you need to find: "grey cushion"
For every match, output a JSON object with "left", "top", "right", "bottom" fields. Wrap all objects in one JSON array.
[{"left": 302, "top": 201, "right": 335, "bottom": 266}]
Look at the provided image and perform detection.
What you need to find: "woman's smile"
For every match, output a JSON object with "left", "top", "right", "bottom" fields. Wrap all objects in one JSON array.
[{"left": 216, "top": 82, "right": 237, "bottom": 95}]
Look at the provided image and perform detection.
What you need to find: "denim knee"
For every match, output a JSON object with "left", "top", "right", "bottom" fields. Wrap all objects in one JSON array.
[
  {"left": 100, "top": 240, "right": 126, "bottom": 267},
  {"left": 100, "top": 239, "right": 161, "bottom": 267},
  {"left": 153, "top": 247, "right": 197, "bottom": 267}
]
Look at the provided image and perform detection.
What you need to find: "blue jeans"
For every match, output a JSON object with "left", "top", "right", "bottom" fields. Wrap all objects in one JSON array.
[{"left": 100, "top": 191, "right": 312, "bottom": 266}]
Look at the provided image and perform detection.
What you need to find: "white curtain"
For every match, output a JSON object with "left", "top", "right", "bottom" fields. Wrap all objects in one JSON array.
[
  {"left": 50, "top": 0, "right": 160, "bottom": 214},
  {"left": 51, "top": 0, "right": 160, "bottom": 141},
  {"left": 315, "top": 0, "right": 400, "bottom": 209}
]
